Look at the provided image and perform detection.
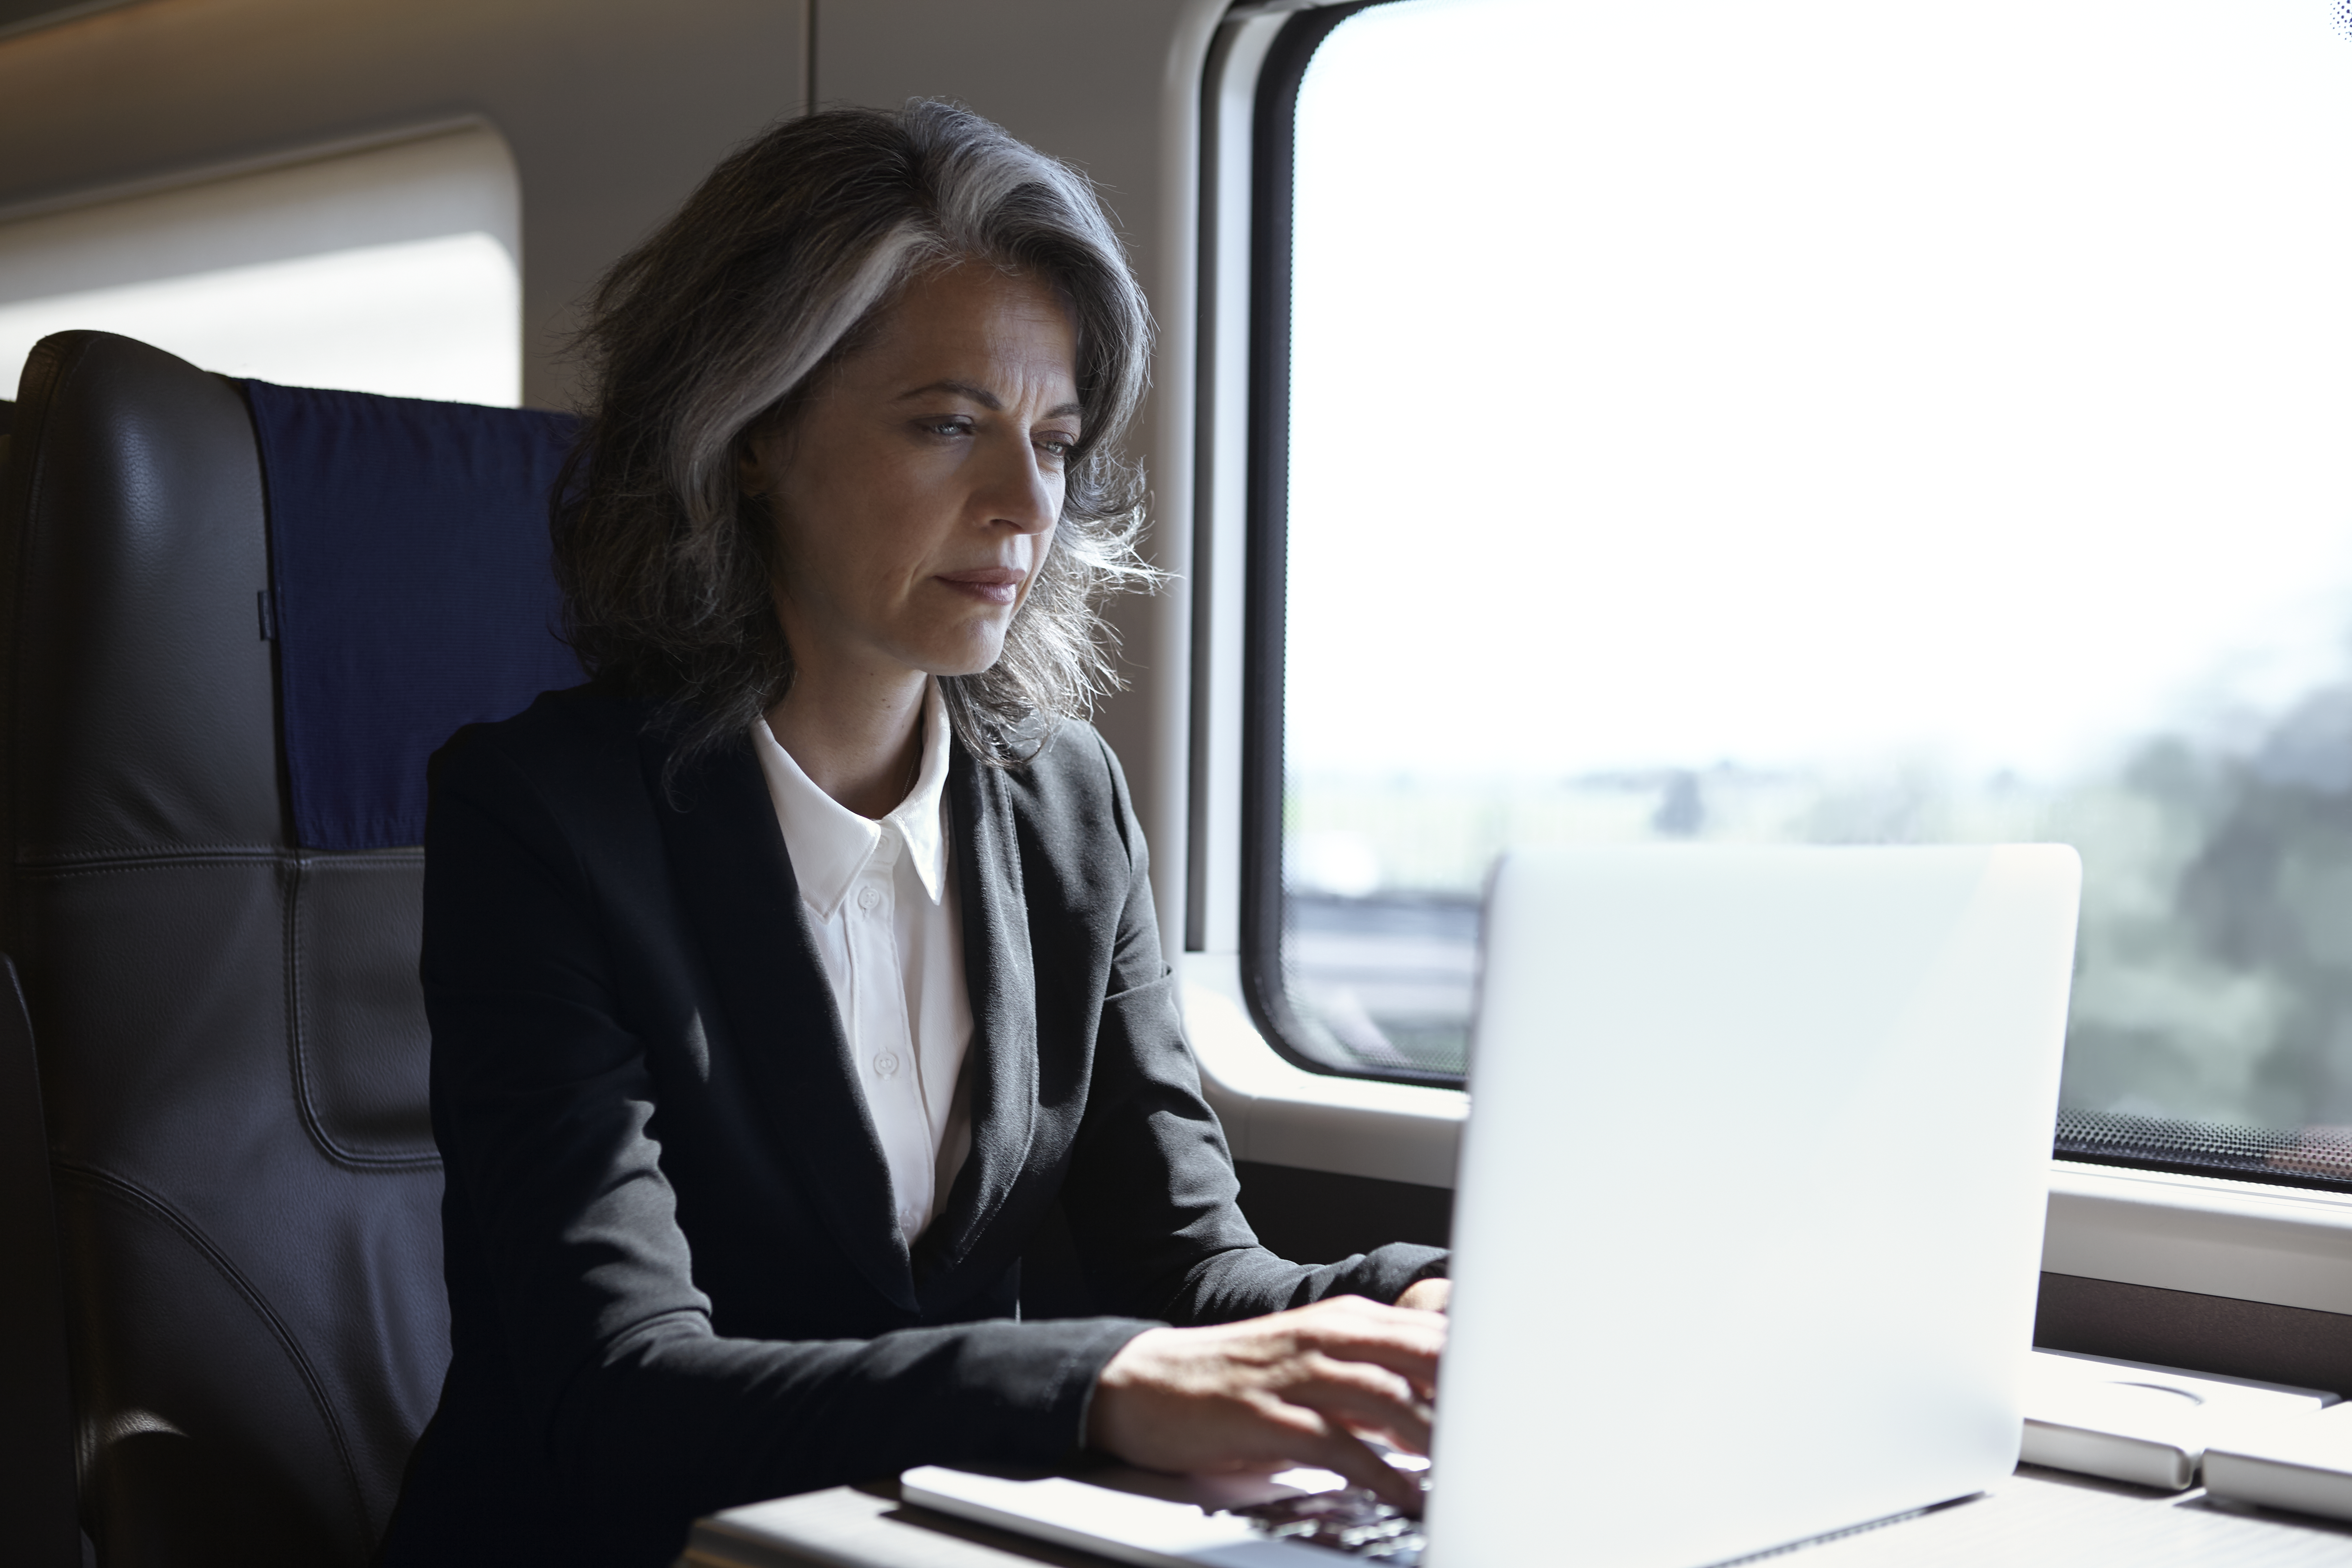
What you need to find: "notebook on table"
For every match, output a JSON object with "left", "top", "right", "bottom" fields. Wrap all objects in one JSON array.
[
  {"left": 2019, "top": 1349, "right": 2334, "bottom": 1491},
  {"left": 2204, "top": 1404, "right": 2352, "bottom": 1521}
]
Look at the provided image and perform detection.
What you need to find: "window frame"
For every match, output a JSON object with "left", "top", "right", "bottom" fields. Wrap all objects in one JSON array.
[
  {"left": 1180, "top": 0, "right": 1474, "bottom": 1190},
  {"left": 1172, "top": 0, "right": 2352, "bottom": 1385},
  {"left": 1190, "top": 0, "right": 2352, "bottom": 1203},
  {"left": 1228, "top": 0, "right": 1465, "bottom": 1089}
]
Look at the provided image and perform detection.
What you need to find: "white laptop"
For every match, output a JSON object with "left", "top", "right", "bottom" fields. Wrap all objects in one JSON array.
[{"left": 895, "top": 845, "right": 2081, "bottom": 1568}]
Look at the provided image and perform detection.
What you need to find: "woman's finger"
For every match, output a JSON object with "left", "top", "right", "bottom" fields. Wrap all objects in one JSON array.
[
  {"left": 1284, "top": 1300, "right": 1446, "bottom": 1381},
  {"left": 1298, "top": 1334, "right": 1442, "bottom": 1392},
  {"left": 1281, "top": 1356, "right": 1435, "bottom": 1456},
  {"left": 1287, "top": 1418, "right": 1426, "bottom": 1514},
  {"left": 1288, "top": 1333, "right": 1443, "bottom": 1403}
]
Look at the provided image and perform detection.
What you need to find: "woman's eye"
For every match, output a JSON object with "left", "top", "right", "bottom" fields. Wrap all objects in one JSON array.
[
  {"left": 1037, "top": 434, "right": 1077, "bottom": 460},
  {"left": 923, "top": 417, "right": 975, "bottom": 438}
]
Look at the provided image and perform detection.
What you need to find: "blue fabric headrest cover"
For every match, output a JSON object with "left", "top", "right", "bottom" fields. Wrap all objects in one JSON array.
[{"left": 245, "top": 381, "right": 584, "bottom": 851}]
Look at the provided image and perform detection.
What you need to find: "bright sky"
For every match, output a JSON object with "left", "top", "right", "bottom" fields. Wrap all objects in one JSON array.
[{"left": 1284, "top": 0, "right": 2352, "bottom": 783}]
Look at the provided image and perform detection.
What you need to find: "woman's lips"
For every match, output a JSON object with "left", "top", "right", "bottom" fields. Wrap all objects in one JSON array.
[{"left": 936, "top": 568, "right": 1025, "bottom": 606}]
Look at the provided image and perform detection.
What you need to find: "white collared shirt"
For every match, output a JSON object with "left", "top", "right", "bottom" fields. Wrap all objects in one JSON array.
[{"left": 751, "top": 679, "right": 973, "bottom": 1243}]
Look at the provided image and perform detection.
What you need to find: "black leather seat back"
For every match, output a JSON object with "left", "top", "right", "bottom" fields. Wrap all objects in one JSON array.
[{"left": 0, "top": 333, "right": 449, "bottom": 1567}]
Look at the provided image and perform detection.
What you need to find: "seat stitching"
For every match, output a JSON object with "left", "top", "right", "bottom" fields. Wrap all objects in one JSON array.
[
  {"left": 50, "top": 1160, "right": 380, "bottom": 1554},
  {"left": 18, "top": 845, "right": 424, "bottom": 869},
  {"left": 282, "top": 857, "right": 441, "bottom": 1171}
]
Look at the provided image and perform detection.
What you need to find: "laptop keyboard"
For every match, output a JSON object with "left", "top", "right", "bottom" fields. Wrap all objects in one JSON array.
[{"left": 1226, "top": 1485, "right": 1426, "bottom": 1563}]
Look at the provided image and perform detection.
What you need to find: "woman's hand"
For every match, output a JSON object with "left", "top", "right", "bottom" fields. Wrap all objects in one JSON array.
[{"left": 1086, "top": 1295, "right": 1445, "bottom": 1511}]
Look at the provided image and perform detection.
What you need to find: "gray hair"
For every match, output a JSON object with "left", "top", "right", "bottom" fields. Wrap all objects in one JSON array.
[{"left": 554, "top": 99, "right": 1158, "bottom": 771}]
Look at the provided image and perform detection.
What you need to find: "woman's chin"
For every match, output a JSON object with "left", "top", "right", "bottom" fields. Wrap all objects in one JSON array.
[{"left": 910, "top": 624, "right": 1011, "bottom": 679}]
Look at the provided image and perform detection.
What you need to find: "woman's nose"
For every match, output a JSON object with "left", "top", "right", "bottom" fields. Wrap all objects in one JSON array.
[{"left": 978, "top": 436, "right": 1059, "bottom": 534}]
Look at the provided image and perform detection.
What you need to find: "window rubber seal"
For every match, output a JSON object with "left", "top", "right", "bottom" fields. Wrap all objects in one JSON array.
[
  {"left": 1235, "top": 0, "right": 1462, "bottom": 1089},
  {"left": 1224, "top": 0, "right": 2352, "bottom": 1181}
]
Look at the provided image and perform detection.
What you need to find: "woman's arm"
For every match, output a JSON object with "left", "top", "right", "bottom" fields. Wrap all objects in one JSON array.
[
  {"left": 1054, "top": 732, "right": 1448, "bottom": 1318},
  {"left": 1036, "top": 734, "right": 1452, "bottom": 1504},
  {"left": 423, "top": 725, "right": 1152, "bottom": 1524},
  {"left": 1031, "top": 733, "right": 1456, "bottom": 1505},
  {"left": 1057, "top": 969, "right": 1448, "bottom": 1320}
]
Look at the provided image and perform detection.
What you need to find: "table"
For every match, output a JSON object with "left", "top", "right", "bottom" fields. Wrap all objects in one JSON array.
[{"left": 679, "top": 1465, "right": 2352, "bottom": 1568}]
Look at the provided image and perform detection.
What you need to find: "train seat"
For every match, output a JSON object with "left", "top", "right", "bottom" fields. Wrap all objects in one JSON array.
[{"left": 0, "top": 330, "right": 578, "bottom": 1568}]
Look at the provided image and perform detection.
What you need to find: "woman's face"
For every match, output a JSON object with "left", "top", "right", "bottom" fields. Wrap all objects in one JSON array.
[{"left": 740, "top": 263, "right": 1081, "bottom": 684}]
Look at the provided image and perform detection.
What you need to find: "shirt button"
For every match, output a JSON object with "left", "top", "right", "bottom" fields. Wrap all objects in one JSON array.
[
  {"left": 857, "top": 885, "right": 884, "bottom": 912},
  {"left": 900, "top": 1207, "right": 922, "bottom": 1234},
  {"left": 873, "top": 1051, "right": 900, "bottom": 1078}
]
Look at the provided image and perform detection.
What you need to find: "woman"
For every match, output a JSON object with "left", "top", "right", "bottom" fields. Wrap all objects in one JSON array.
[{"left": 380, "top": 101, "right": 1449, "bottom": 1568}]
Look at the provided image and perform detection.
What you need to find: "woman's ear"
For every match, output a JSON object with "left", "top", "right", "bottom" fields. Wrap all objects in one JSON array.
[
  {"left": 736, "top": 415, "right": 795, "bottom": 501},
  {"left": 736, "top": 437, "right": 772, "bottom": 501}
]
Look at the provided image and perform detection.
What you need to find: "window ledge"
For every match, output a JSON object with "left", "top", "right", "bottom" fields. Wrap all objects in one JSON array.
[
  {"left": 1180, "top": 953, "right": 1464, "bottom": 1189},
  {"left": 1179, "top": 962, "right": 2352, "bottom": 1320},
  {"left": 2045, "top": 1160, "right": 2352, "bottom": 1316}
]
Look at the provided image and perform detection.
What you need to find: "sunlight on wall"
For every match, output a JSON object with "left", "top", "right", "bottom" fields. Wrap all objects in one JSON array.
[
  {"left": 0, "top": 124, "right": 521, "bottom": 406},
  {"left": 0, "top": 233, "right": 518, "bottom": 404}
]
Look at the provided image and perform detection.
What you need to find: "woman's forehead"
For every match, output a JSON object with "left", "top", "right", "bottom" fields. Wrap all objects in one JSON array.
[{"left": 850, "top": 266, "right": 1080, "bottom": 396}]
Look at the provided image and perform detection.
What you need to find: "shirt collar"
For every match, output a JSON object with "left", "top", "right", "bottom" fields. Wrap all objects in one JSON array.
[
  {"left": 887, "top": 677, "right": 954, "bottom": 905},
  {"left": 751, "top": 678, "right": 953, "bottom": 918}
]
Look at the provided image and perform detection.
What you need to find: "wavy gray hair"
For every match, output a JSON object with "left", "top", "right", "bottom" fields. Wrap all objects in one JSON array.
[{"left": 554, "top": 99, "right": 1158, "bottom": 770}]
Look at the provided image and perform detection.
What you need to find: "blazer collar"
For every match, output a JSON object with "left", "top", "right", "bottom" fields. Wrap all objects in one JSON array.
[
  {"left": 648, "top": 730, "right": 918, "bottom": 1313},
  {"left": 912, "top": 744, "right": 1039, "bottom": 1301},
  {"left": 647, "top": 723, "right": 1040, "bottom": 1317}
]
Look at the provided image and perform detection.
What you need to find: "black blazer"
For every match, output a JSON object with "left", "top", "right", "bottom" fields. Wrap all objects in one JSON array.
[{"left": 378, "top": 686, "right": 1445, "bottom": 1568}]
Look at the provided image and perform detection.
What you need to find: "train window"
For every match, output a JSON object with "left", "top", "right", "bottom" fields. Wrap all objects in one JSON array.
[
  {"left": 0, "top": 124, "right": 520, "bottom": 405},
  {"left": 1240, "top": 0, "right": 2352, "bottom": 1185}
]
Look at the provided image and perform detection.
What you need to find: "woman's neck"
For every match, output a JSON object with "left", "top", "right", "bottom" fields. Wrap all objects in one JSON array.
[{"left": 765, "top": 662, "right": 928, "bottom": 821}]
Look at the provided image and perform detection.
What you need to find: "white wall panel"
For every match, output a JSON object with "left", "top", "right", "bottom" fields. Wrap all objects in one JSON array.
[
  {"left": 0, "top": 0, "right": 810, "bottom": 409},
  {"left": 817, "top": 0, "right": 1223, "bottom": 946}
]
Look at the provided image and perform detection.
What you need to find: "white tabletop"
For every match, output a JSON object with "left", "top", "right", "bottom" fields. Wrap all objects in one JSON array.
[
  {"left": 1757, "top": 1465, "right": 2352, "bottom": 1567},
  {"left": 678, "top": 1464, "right": 2352, "bottom": 1568}
]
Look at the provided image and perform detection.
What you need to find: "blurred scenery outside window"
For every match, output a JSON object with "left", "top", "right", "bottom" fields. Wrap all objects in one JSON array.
[
  {"left": 0, "top": 125, "right": 521, "bottom": 407},
  {"left": 1274, "top": 0, "right": 2352, "bottom": 1181}
]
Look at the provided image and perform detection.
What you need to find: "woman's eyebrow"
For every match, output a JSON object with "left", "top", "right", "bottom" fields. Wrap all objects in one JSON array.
[
  {"left": 898, "top": 379, "right": 1083, "bottom": 420},
  {"left": 900, "top": 378, "right": 1000, "bottom": 407}
]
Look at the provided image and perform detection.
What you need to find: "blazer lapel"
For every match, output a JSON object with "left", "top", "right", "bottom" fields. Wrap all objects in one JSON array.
[
  {"left": 915, "top": 744, "right": 1039, "bottom": 1295},
  {"left": 647, "top": 731, "right": 918, "bottom": 1313}
]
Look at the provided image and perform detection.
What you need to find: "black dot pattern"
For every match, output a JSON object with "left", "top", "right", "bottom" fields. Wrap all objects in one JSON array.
[
  {"left": 2056, "top": 1109, "right": 2352, "bottom": 1192},
  {"left": 2337, "top": 0, "right": 2352, "bottom": 42}
]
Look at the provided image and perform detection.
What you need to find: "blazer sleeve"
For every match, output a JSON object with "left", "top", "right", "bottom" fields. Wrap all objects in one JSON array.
[
  {"left": 1055, "top": 733, "right": 1449, "bottom": 1324},
  {"left": 421, "top": 728, "right": 1151, "bottom": 1518}
]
